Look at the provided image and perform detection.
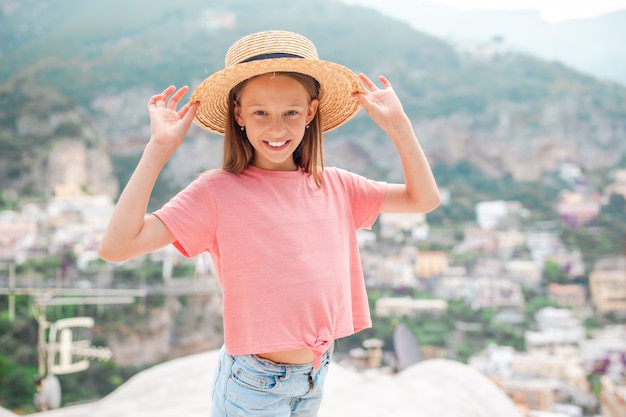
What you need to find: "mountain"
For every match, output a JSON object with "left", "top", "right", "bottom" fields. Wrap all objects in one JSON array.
[
  {"left": 1, "top": 0, "right": 625, "bottom": 206},
  {"left": 346, "top": 0, "right": 626, "bottom": 86}
]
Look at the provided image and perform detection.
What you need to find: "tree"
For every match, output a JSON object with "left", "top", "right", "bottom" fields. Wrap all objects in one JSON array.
[
  {"left": 542, "top": 259, "right": 570, "bottom": 285},
  {"left": 525, "top": 296, "right": 559, "bottom": 318}
]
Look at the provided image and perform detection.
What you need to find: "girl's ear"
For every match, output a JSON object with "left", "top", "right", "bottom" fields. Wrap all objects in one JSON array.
[
  {"left": 234, "top": 103, "right": 244, "bottom": 126},
  {"left": 306, "top": 98, "right": 319, "bottom": 125}
]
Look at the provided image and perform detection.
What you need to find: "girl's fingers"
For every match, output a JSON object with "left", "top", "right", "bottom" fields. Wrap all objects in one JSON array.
[
  {"left": 147, "top": 86, "right": 189, "bottom": 109},
  {"left": 148, "top": 87, "right": 172, "bottom": 108},
  {"left": 166, "top": 86, "right": 189, "bottom": 109},
  {"left": 180, "top": 102, "right": 199, "bottom": 124},
  {"left": 379, "top": 76, "right": 392, "bottom": 88},
  {"left": 358, "top": 73, "right": 378, "bottom": 92},
  {"left": 148, "top": 92, "right": 164, "bottom": 107},
  {"left": 359, "top": 73, "right": 392, "bottom": 92}
]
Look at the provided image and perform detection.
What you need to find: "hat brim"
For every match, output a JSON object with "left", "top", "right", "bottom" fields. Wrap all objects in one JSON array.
[{"left": 190, "top": 58, "right": 364, "bottom": 134}]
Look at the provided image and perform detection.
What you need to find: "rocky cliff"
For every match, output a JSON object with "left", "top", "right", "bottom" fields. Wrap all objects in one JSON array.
[{"left": 106, "top": 293, "right": 223, "bottom": 366}]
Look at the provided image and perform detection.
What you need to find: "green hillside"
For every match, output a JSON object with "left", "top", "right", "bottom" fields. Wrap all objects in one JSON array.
[{"left": 2, "top": 0, "right": 624, "bottom": 118}]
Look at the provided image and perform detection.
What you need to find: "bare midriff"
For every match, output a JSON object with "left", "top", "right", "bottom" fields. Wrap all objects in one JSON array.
[{"left": 256, "top": 347, "right": 315, "bottom": 365}]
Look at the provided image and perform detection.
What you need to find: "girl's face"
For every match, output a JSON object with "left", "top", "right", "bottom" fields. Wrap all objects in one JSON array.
[{"left": 234, "top": 73, "right": 319, "bottom": 171}]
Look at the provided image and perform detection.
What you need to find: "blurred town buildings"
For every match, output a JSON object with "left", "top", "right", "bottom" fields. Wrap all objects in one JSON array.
[{"left": 1, "top": 164, "right": 625, "bottom": 416}]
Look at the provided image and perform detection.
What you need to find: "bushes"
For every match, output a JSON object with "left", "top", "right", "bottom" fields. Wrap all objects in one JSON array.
[{"left": 0, "top": 358, "right": 38, "bottom": 411}]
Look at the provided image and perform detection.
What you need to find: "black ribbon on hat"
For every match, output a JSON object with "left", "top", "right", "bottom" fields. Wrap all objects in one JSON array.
[{"left": 241, "top": 52, "right": 304, "bottom": 63}]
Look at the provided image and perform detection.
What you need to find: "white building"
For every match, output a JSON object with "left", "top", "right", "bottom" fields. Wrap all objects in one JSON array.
[
  {"left": 378, "top": 212, "right": 429, "bottom": 241},
  {"left": 375, "top": 297, "right": 448, "bottom": 318},
  {"left": 525, "top": 308, "right": 585, "bottom": 353},
  {"left": 475, "top": 200, "right": 528, "bottom": 230},
  {"left": 505, "top": 259, "right": 543, "bottom": 288},
  {"left": 470, "top": 277, "right": 525, "bottom": 312}
]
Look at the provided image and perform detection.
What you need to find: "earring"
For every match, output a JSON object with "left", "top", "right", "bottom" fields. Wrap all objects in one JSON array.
[
  {"left": 240, "top": 125, "right": 245, "bottom": 131},
  {"left": 305, "top": 125, "right": 309, "bottom": 129}
]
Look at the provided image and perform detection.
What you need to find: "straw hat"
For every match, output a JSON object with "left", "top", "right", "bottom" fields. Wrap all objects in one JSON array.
[{"left": 190, "top": 30, "right": 364, "bottom": 134}]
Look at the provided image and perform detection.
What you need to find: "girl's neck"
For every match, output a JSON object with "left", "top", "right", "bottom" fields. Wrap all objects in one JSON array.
[{"left": 250, "top": 159, "right": 298, "bottom": 172}]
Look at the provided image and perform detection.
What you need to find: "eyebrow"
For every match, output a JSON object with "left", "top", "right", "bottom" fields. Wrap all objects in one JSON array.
[{"left": 246, "top": 103, "right": 307, "bottom": 108}]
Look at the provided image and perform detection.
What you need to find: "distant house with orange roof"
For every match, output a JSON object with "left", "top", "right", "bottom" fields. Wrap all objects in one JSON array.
[
  {"left": 547, "top": 283, "right": 586, "bottom": 309},
  {"left": 556, "top": 190, "right": 601, "bottom": 228},
  {"left": 414, "top": 250, "right": 448, "bottom": 279},
  {"left": 589, "top": 258, "right": 626, "bottom": 314}
]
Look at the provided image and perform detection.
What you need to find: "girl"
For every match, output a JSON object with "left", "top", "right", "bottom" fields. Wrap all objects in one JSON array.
[{"left": 99, "top": 30, "right": 440, "bottom": 416}]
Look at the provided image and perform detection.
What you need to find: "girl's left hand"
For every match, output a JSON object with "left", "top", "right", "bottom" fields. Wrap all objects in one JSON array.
[{"left": 353, "top": 74, "right": 408, "bottom": 133}]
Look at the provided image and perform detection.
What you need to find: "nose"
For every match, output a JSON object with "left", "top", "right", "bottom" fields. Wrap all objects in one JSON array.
[{"left": 269, "top": 115, "right": 286, "bottom": 134}]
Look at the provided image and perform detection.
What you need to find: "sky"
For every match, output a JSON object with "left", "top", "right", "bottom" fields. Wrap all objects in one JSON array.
[
  {"left": 343, "top": 0, "right": 626, "bottom": 85},
  {"left": 346, "top": 0, "right": 626, "bottom": 23}
]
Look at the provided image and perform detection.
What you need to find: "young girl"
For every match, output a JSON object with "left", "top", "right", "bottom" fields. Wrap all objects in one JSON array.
[{"left": 99, "top": 30, "right": 440, "bottom": 416}]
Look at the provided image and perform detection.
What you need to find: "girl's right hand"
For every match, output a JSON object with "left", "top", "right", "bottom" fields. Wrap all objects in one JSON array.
[
  {"left": 147, "top": 85, "right": 198, "bottom": 162},
  {"left": 99, "top": 86, "right": 196, "bottom": 262}
]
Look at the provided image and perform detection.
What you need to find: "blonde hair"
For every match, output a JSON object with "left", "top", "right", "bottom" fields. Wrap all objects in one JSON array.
[{"left": 222, "top": 72, "right": 325, "bottom": 186}]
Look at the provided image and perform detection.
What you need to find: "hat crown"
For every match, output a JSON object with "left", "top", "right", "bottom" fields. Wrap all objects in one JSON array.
[{"left": 225, "top": 31, "right": 319, "bottom": 68}]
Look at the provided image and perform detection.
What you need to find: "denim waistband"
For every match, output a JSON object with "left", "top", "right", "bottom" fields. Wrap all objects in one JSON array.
[{"left": 226, "top": 344, "right": 333, "bottom": 375}]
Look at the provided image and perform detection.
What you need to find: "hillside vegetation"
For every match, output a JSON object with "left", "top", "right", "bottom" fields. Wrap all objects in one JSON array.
[
  {"left": 1, "top": 0, "right": 625, "bottom": 202},
  {"left": 3, "top": 0, "right": 624, "bottom": 114}
]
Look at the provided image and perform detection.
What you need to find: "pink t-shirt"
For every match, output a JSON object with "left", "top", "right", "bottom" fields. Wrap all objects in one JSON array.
[{"left": 153, "top": 166, "right": 386, "bottom": 368}]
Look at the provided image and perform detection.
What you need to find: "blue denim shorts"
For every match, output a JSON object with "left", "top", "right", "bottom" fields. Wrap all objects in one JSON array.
[{"left": 211, "top": 345, "right": 332, "bottom": 417}]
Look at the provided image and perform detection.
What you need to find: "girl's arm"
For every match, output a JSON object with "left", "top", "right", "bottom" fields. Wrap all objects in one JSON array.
[
  {"left": 98, "top": 86, "right": 198, "bottom": 262},
  {"left": 353, "top": 74, "right": 440, "bottom": 214}
]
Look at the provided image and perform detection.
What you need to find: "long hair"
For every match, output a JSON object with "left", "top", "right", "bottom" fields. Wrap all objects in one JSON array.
[{"left": 222, "top": 72, "right": 325, "bottom": 186}]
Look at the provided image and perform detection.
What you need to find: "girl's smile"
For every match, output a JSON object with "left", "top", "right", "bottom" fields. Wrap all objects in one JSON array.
[
  {"left": 267, "top": 141, "right": 287, "bottom": 147},
  {"left": 234, "top": 73, "right": 318, "bottom": 171}
]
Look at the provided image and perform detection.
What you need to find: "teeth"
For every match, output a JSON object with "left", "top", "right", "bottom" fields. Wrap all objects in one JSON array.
[{"left": 267, "top": 141, "right": 287, "bottom": 147}]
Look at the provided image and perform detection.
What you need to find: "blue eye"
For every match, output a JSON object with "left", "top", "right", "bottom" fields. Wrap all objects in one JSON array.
[{"left": 285, "top": 110, "right": 298, "bottom": 116}]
